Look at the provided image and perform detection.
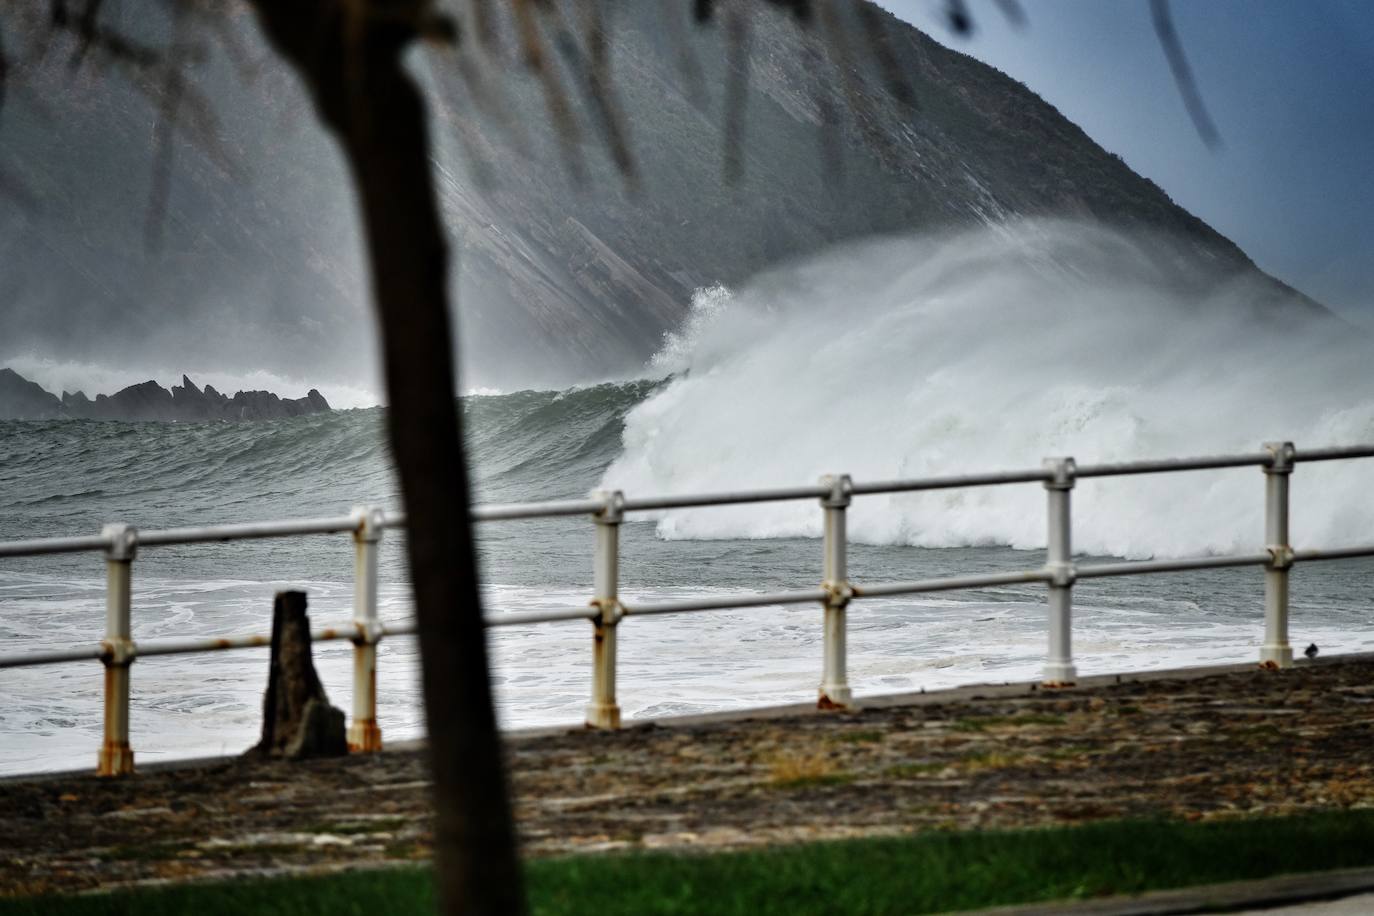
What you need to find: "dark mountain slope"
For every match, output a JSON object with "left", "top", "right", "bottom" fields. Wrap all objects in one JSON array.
[{"left": 0, "top": 3, "right": 1326, "bottom": 391}]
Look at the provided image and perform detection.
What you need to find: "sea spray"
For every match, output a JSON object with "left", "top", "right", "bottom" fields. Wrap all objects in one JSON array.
[
  {"left": 7, "top": 223, "right": 1374, "bottom": 774},
  {"left": 601, "top": 220, "right": 1374, "bottom": 559}
]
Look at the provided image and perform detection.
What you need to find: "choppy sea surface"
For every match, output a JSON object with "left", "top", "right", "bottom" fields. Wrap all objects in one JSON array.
[
  {"left": 6, "top": 224, "right": 1374, "bottom": 775},
  {"left": 4, "top": 382, "right": 1373, "bottom": 776}
]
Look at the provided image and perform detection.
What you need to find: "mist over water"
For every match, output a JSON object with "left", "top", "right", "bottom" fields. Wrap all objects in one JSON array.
[{"left": 605, "top": 221, "right": 1374, "bottom": 558}]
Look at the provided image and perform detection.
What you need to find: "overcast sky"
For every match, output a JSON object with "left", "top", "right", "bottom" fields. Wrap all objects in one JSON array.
[{"left": 878, "top": 0, "right": 1374, "bottom": 323}]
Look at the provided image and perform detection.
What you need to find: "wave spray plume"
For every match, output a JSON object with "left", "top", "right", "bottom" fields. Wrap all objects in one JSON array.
[{"left": 602, "top": 220, "right": 1374, "bottom": 560}]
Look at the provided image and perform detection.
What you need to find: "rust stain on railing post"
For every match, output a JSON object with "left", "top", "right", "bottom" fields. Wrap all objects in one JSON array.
[
  {"left": 586, "top": 491, "right": 623, "bottom": 729},
  {"left": 818, "top": 474, "right": 854, "bottom": 709},
  {"left": 348, "top": 506, "right": 385, "bottom": 752},
  {"left": 97, "top": 523, "right": 137, "bottom": 777}
]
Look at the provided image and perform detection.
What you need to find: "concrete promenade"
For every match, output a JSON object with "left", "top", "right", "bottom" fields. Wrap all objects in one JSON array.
[{"left": 3, "top": 655, "right": 1373, "bottom": 902}]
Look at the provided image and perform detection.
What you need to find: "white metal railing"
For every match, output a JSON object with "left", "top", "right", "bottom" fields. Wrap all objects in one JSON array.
[{"left": 4, "top": 440, "right": 1374, "bottom": 775}]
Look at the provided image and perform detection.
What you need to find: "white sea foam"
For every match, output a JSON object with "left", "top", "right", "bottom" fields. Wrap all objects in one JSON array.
[
  {"left": 602, "top": 220, "right": 1374, "bottom": 558},
  {"left": 9, "top": 567, "right": 1371, "bottom": 774},
  {"left": 649, "top": 283, "right": 733, "bottom": 376},
  {"left": 8, "top": 219, "right": 1374, "bottom": 775}
]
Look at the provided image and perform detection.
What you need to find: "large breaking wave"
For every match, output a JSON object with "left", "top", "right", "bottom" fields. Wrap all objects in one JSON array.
[
  {"left": 8, "top": 220, "right": 1374, "bottom": 774},
  {"left": 5, "top": 220, "right": 1371, "bottom": 562},
  {"left": 0, "top": 381, "right": 656, "bottom": 552},
  {"left": 600, "top": 221, "right": 1374, "bottom": 559}
]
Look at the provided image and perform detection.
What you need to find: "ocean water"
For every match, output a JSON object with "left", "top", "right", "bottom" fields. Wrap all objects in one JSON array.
[{"left": 4, "top": 222, "right": 1374, "bottom": 775}]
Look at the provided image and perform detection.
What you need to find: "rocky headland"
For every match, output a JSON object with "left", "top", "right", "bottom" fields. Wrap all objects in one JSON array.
[{"left": 0, "top": 368, "right": 330, "bottom": 422}]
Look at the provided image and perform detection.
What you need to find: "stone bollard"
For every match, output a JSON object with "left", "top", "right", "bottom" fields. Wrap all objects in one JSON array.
[{"left": 248, "top": 590, "right": 347, "bottom": 760}]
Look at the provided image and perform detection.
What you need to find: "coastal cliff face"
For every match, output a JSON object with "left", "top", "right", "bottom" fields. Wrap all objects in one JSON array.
[
  {"left": 0, "top": 2, "right": 1329, "bottom": 391},
  {"left": 0, "top": 369, "right": 330, "bottom": 422}
]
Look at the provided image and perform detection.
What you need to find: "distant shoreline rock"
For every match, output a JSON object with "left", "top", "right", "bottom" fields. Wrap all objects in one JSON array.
[{"left": 0, "top": 368, "right": 331, "bottom": 422}]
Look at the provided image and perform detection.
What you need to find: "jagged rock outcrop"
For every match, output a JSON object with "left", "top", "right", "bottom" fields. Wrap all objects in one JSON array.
[
  {"left": 203, "top": 384, "right": 232, "bottom": 412},
  {"left": 0, "top": 368, "right": 65, "bottom": 420},
  {"left": 171, "top": 375, "right": 213, "bottom": 415},
  {"left": 61, "top": 390, "right": 97, "bottom": 418},
  {"left": 98, "top": 380, "right": 176, "bottom": 421},
  {"left": 0, "top": 369, "right": 331, "bottom": 422}
]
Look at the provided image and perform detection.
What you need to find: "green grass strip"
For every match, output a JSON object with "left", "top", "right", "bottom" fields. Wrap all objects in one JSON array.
[{"left": 8, "top": 811, "right": 1374, "bottom": 915}]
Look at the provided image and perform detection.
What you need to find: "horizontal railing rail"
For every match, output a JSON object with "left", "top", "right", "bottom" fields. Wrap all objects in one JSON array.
[{"left": 4, "top": 440, "right": 1374, "bottom": 775}]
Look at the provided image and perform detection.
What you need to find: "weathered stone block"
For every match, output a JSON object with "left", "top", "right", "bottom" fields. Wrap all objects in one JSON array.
[{"left": 248, "top": 590, "right": 347, "bottom": 760}]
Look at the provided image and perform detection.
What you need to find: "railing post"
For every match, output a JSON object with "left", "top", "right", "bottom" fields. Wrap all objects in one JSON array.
[
  {"left": 818, "top": 474, "right": 853, "bottom": 709},
  {"left": 1042, "top": 458, "right": 1077, "bottom": 686},
  {"left": 1261, "top": 441, "right": 1295, "bottom": 668},
  {"left": 348, "top": 506, "right": 385, "bottom": 752},
  {"left": 98, "top": 523, "right": 137, "bottom": 776},
  {"left": 586, "top": 491, "right": 623, "bottom": 729}
]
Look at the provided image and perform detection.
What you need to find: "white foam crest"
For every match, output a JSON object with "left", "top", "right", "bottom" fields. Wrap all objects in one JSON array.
[
  {"left": 649, "top": 283, "right": 733, "bottom": 376},
  {"left": 601, "top": 220, "right": 1374, "bottom": 559}
]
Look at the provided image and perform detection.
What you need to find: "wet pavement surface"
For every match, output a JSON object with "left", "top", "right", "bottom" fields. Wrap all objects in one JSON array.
[{"left": 4, "top": 659, "right": 1374, "bottom": 896}]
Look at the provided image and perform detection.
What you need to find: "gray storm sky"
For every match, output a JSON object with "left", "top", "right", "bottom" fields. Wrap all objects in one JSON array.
[{"left": 879, "top": 0, "right": 1374, "bottom": 322}]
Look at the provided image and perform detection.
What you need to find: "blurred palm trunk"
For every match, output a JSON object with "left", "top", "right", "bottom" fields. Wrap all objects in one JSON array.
[{"left": 247, "top": 6, "right": 525, "bottom": 914}]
